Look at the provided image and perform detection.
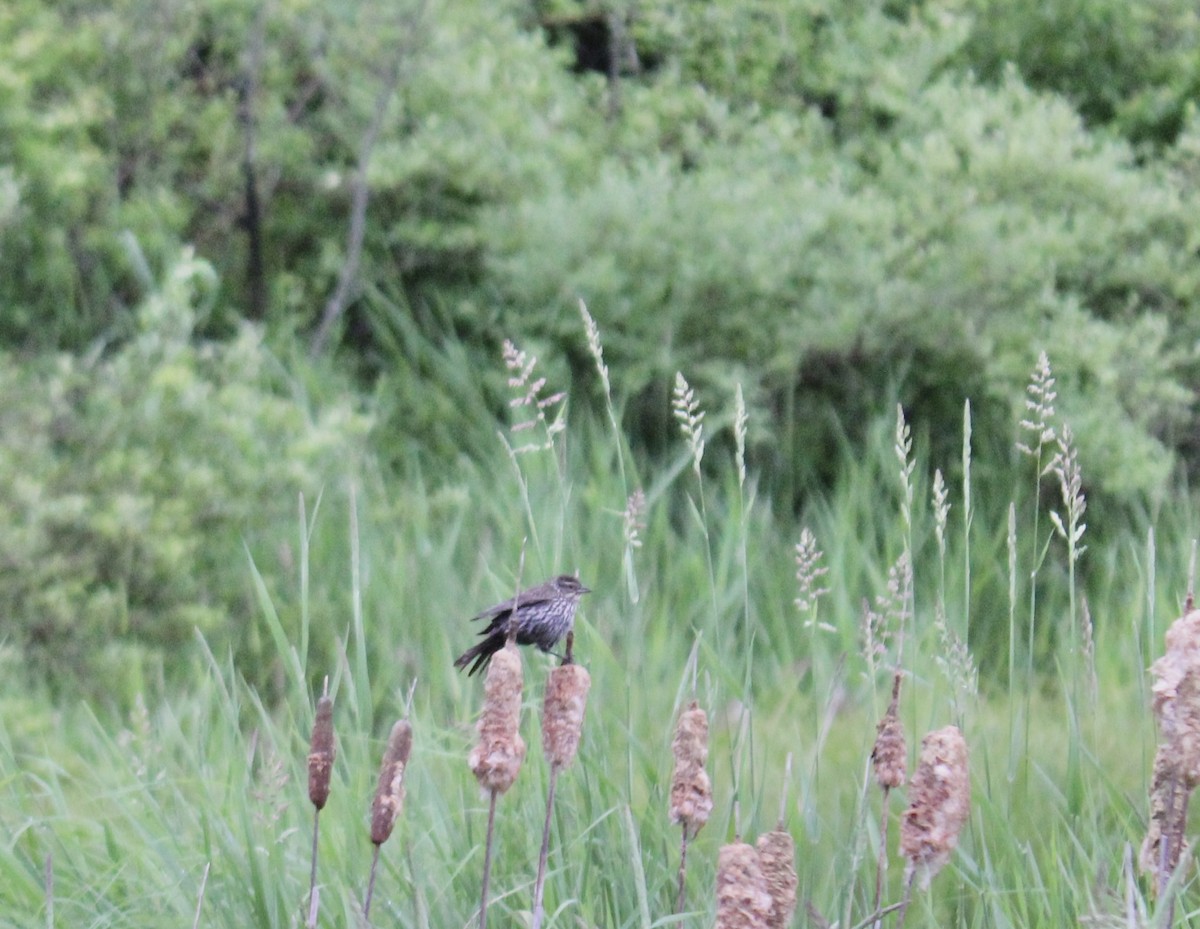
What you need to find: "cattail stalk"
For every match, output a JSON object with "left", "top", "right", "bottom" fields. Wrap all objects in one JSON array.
[
  {"left": 669, "top": 699, "right": 713, "bottom": 913},
  {"left": 469, "top": 638, "right": 526, "bottom": 929},
  {"left": 364, "top": 718, "right": 413, "bottom": 919},
  {"left": 897, "top": 726, "right": 969, "bottom": 929},
  {"left": 870, "top": 671, "right": 907, "bottom": 925},
  {"left": 306, "top": 686, "right": 335, "bottom": 928},
  {"left": 532, "top": 634, "right": 591, "bottom": 929}
]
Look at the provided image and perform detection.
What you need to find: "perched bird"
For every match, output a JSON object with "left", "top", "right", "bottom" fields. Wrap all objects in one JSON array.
[{"left": 454, "top": 574, "right": 590, "bottom": 675}]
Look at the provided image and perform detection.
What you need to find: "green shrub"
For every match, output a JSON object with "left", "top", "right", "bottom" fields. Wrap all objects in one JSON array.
[
  {"left": 960, "top": 0, "right": 1200, "bottom": 143},
  {"left": 0, "top": 0, "right": 595, "bottom": 350},
  {"left": 0, "top": 250, "right": 371, "bottom": 700},
  {"left": 486, "top": 74, "right": 1199, "bottom": 506}
]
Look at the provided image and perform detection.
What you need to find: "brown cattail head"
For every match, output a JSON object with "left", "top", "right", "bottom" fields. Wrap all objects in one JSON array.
[
  {"left": 370, "top": 719, "right": 413, "bottom": 846},
  {"left": 715, "top": 841, "right": 773, "bottom": 929},
  {"left": 669, "top": 700, "right": 713, "bottom": 837},
  {"left": 1140, "top": 608, "right": 1200, "bottom": 885},
  {"left": 307, "top": 694, "right": 335, "bottom": 810},
  {"left": 900, "top": 725, "right": 970, "bottom": 889},
  {"left": 872, "top": 671, "right": 907, "bottom": 789},
  {"left": 1140, "top": 745, "right": 1190, "bottom": 883},
  {"left": 468, "top": 641, "right": 526, "bottom": 794},
  {"left": 755, "top": 830, "right": 797, "bottom": 929},
  {"left": 542, "top": 662, "right": 591, "bottom": 769},
  {"left": 1150, "top": 609, "right": 1200, "bottom": 787}
]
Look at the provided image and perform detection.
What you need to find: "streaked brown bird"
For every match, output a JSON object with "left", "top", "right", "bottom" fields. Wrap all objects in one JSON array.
[{"left": 454, "top": 574, "right": 590, "bottom": 675}]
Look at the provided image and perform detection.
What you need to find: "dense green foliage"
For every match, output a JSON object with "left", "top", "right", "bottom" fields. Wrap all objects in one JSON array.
[
  {"left": 0, "top": 249, "right": 370, "bottom": 700},
  {"left": 3, "top": 3, "right": 1200, "bottom": 921},
  {"left": 3, "top": 0, "right": 1199, "bottom": 507},
  {"left": 0, "top": 342, "right": 1193, "bottom": 926}
]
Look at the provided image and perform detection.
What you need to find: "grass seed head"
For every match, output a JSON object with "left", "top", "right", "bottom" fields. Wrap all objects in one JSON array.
[
  {"left": 469, "top": 642, "right": 526, "bottom": 794},
  {"left": 307, "top": 694, "right": 335, "bottom": 810},
  {"left": 900, "top": 725, "right": 970, "bottom": 889},
  {"left": 872, "top": 673, "right": 907, "bottom": 789},
  {"left": 669, "top": 700, "right": 713, "bottom": 836},
  {"left": 715, "top": 841, "right": 772, "bottom": 929},
  {"left": 370, "top": 719, "right": 413, "bottom": 846},
  {"left": 755, "top": 830, "right": 797, "bottom": 929},
  {"left": 542, "top": 662, "right": 591, "bottom": 769}
]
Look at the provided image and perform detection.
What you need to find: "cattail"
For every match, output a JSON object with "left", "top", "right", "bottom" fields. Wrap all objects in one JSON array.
[
  {"left": 670, "top": 699, "right": 713, "bottom": 914},
  {"left": 1141, "top": 746, "right": 1190, "bottom": 883},
  {"left": 755, "top": 830, "right": 797, "bottom": 929},
  {"left": 872, "top": 672, "right": 907, "bottom": 790},
  {"left": 669, "top": 700, "right": 713, "bottom": 835},
  {"left": 542, "top": 662, "right": 591, "bottom": 769},
  {"left": 871, "top": 671, "right": 907, "bottom": 925},
  {"left": 306, "top": 689, "right": 335, "bottom": 929},
  {"left": 307, "top": 694, "right": 335, "bottom": 810},
  {"left": 363, "top": 717, "right": 414, "bottom": 919},
  {"left": 1141, "top": 608, "right": 1200, "bottom": 891},
  {"left": 371, "top": 720, "right": 413, "bottom": 846},
  {"left": 533, "top": 649, "right": 592, "bottom": 929},
  {"left": 900, "top": 726, "right": 970, "bottom": 890},
  {"left": 715, "top": 841, "right": 772, "bottom": 929},
  {"left": 1150, "top": 609, "right": 1200, "bottom": 787},
  {"left": 469, "top": 642, "right": 526, "bottom": 794},
  {"left": 470, "top": 639, "right": 526, "bottom": 929}
]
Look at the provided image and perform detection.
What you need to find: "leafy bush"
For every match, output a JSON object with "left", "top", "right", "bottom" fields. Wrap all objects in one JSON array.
[
  {"left": 0, "top": 250, "right": 371, "bottom": 700},
  {"left": 0, "top": 0, "right": 595, "bottom": 350},
  {"left": 487, "top": 74, "right": 1199, "bottom": 504},
  {"left": 960, "top": 0, "right": 1200, "bottom": 143}
]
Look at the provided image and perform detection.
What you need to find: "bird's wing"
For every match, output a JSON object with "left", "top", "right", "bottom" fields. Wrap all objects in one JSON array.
[{"left": 471, "top": 587, "right": 553, "bottom": 621}]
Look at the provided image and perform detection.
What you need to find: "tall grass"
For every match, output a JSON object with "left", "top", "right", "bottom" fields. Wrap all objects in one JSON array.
[{"left": 0, "top": 333, "right": 1195, "bottom": 928}]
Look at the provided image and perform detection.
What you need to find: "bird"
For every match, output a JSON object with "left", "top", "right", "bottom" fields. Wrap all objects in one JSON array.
[{"left": 454, "top": 574, "right": 590, "bottom": 675}]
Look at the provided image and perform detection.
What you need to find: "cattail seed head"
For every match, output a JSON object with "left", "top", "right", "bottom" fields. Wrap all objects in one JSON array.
[
  {"left": 900, "top": 725, "right": 970, "bottom": 889},
  {"left": 669, "top": 700, "right": 713, "bottom": 836},
  {"left": 1140, "top": 608, "right": 1200, "bottom": 885},
  {"left": 755, "top": 831, "right": 797, "bottom": 929},
  {"left": 370, "top": 719, "right": 413, "bottom": 846},
  {"left": 469, "top": 642, "right": 526, "bottom": 794},
  {"left": 542, "top": 662, "right": 591, "bottom": 769},
  {"left": 715, "top": 841, "right": 772, "bottom": 929},
  {"left": 1140, "top": 745, "right": 1190, "bottom": 883},
  {"left": 872, "top": 672, "right": 907, "bottom": 789},
  {"left": 1151, "top": 609, "right": 1200, "bottom": 787},
  {"left": 307, "top": 694, "right": 335, "bottom": 810}
]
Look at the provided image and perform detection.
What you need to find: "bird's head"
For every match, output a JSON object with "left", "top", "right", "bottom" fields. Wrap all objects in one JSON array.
[{"left": 553, "top": 574, "right": 591, "bottom": 597}]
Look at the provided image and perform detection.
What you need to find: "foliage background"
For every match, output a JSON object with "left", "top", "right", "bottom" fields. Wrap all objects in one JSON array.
[{"left": 2, "top": 0, "right": 1200, "bottom": 925}]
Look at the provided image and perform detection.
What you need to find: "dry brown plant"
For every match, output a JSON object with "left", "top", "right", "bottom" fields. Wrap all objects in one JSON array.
[
  {"left": 871, "top": 670, "right": 907, "bottom": 925},
  {"left": 305, "top": 689, "right": 335, "bottom": 928},
  {"left": 670, "top": 700, "right": 714, "bottom": 834},
  {"left": 897, "top": 725, "right": 969, "bottom": 927},
  {"left": 371, "top": 719, "right": 413, "bottom": 846},
  {"left": 715, "top": 841, "right": 772, "bottom": 929},
  {"left": 307, "top": 694, "right": 335, "bottom": 810},
  {"left": 533, "top": 648, "right": 592, "bottom": 929},
  {"left": 1141, "top": 608, "right": 1200, "bottom": 897},
  {"left": 669, "top": 699, "right": 713, "bottom": 913},
  {"left": 755, "top": 830, "right": 797, "bottom": 929},
  {"left": 469, "top": 642, "right": 526, "bottom": 794},
  {"left": 364, "top": 718, "right": 413, "bottom": 919},
  {"left": 469, "top": 639, "right": 526, "bottom": 929}
]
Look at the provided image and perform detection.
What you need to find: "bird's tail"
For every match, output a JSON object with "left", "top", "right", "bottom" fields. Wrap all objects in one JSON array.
[{"left": 453, "top": 633, "right": 504, "bottom": 676}]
